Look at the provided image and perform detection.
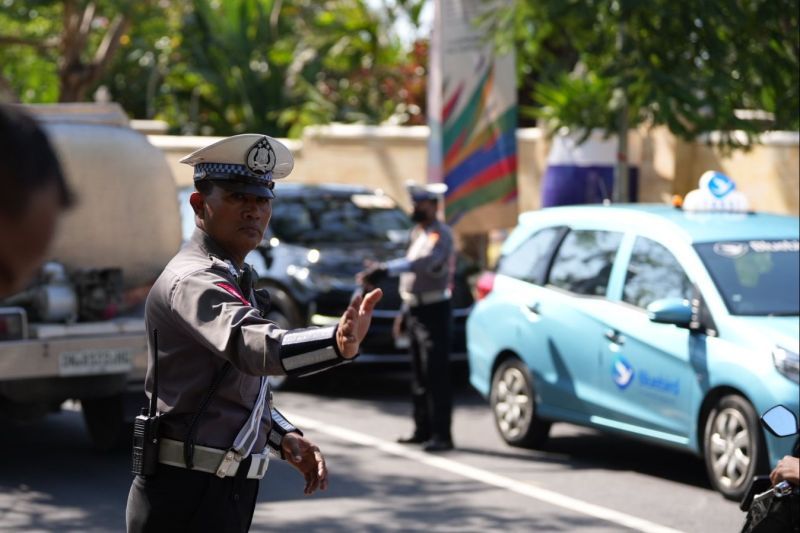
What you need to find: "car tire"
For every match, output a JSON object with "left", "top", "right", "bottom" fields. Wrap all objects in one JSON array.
[
  {"left": 260, "top": 287, "right": 302, "bottom": 390},
  {"left": 703, "top": 394, "right": 767, "bottom": 500},
  {"left": 490, "top": 358, "right": 551, "bottom": 449}
]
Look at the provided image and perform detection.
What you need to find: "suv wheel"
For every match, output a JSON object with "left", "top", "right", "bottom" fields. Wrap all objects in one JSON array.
[
  {"left": 260, "top": 287, "right": 302, "bottom": 390},
  {"left": 490, "top": 358, "right": 550, "bottom": 448},
  {"left": 703, "top": 394, "right": 766, "bottom": 500}
]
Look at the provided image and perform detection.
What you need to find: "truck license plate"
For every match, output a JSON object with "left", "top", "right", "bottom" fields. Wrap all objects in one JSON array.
[{"left": 59, "top": 348, "right": 133, "bottom": 376}]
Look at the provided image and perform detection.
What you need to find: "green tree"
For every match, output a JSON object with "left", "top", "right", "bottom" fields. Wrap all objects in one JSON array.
[
  {"left": 492, "top": 0, "right": 799, "bottom": 200},
  {"left": 0, "top": 0, "right": 155, "bottom": 103},
  {"left": 1, "top": 0, "right": 428, "bottom": 137},
  {"left": 500, "top": 0, "right": 799, "bottom": 141},
  {"left": 166, "top": 0, "right": 418, "bottom": 137}
]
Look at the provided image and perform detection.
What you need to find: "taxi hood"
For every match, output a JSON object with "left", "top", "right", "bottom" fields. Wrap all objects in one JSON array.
[{"left": 731, "top": 315, "right": 800, "bottom": 352}]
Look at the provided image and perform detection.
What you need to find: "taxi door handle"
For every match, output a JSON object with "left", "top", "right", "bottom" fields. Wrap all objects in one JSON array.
[
  {"left": 605, "top": 329, "right": 625, "bottom": 345},
  {"left": 521, "top": 301, "right": 541, "bottom": 322}
]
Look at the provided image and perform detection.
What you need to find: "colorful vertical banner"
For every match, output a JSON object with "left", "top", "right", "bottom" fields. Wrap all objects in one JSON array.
[{"left": 427, "top": 0, "right": 517, "bottom": 225}]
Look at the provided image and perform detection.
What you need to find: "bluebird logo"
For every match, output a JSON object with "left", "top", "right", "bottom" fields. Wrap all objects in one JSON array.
[
  {"left": 612, "top": 356, "right": 635, "bottom": 389},
  {"left": 706, "top": 171, "right": 736, "bottom": 199}
]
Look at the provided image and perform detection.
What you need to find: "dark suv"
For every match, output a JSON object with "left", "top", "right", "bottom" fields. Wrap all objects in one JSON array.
[{"left": 194, "top": 183, "right": 475, "bottom": 369}]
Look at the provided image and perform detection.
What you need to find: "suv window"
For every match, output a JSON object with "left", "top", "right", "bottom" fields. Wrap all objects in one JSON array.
[
  {"left": 548, "top": 229, "right": 623, "bottom": 296},
  {"left": 271, "top": 195, "right": 411, "bottom": 244},
  {"left": 497, "top": 227, "right": 563, "bottom": 284},
  {"left": 623, "top": 237, "right": 692, "bottom": 309}
]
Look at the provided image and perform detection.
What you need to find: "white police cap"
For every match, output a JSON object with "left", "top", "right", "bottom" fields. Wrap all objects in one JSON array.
[
  {"left": 179, "top": 134, "right": 294, "bottom": 199},
  {"left": 407, "top": 181, "right": 448, "bottom": 203}
]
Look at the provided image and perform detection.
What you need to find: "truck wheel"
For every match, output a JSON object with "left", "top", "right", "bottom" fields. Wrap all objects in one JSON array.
[
  {"left": 703, "top": 394, "right": 767, "bottom": 500},
  {"left": 81, "top": 394, "right": 128, "bottom": 452},
  {"left": 490, "top": 358, "right": 551, "bottom": 449}
]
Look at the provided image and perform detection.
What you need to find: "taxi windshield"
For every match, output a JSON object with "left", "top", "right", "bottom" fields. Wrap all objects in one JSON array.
[
  {"left": 270, "top": 196, "right": 412, "bottom": 244},
  {"left": 695, "top": 240, "right": 800, "bottom": 316}
]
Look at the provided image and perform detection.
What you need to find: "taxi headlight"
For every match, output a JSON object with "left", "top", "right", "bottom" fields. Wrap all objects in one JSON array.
[{"left": 772, "top": 346, "right": 800, "bottom": 384}]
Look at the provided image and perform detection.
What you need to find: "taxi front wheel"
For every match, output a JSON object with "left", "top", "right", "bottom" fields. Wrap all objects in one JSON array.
[
  {"left": 703, "top": 394, "right": 768, "bottom": 500},
  {"left": 490, "top": 358, "right": 551, "bottom": 449},
  {"left": 260, "top": 286, "right": 303, "bottom": 390}
]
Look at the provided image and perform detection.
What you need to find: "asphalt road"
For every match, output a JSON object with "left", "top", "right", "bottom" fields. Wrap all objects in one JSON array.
[{"left": 0, "top": 366, "right": 742, "bottom": 532}]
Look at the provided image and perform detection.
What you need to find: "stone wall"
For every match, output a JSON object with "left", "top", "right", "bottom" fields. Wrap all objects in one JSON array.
[{"left": 149, "top": 124, "right": 800, "bottom": 236}]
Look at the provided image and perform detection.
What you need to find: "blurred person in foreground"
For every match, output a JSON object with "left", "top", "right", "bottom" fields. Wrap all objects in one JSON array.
[
  {"left": 125, "top": 134, "right": 382, "bottom": 532},
  {"left": 0, "top": 104, "right": 72, "bottom": 299},
  {"left": 357, "top": 183, "right": 455, "bottom": 452}
]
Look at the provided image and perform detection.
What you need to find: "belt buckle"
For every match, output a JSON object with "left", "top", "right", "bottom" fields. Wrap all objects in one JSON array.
[{"left": 215, "top": 450, "right": 241, "bottom": 478}]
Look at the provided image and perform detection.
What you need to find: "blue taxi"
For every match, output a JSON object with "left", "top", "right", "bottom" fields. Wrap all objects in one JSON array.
[{"left": 467, "top": 173, "right": 799, "bottom": 499}]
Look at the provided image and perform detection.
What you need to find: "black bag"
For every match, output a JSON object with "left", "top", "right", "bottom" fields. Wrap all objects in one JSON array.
[{"left": 741, "top": 491, "right": 799, "bottom": 533}]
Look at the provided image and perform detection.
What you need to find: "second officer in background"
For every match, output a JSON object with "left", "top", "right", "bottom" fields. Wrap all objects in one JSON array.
[{"left": 358, "top": 183, "right": 455, "bottom": 452}]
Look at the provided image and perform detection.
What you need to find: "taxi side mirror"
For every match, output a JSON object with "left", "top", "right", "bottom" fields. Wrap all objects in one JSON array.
[
  {"left": 761, "top": 405, "right": 799, "bottom": 437},
  {"left": 647, "top": 298, "right": 693, "bottom": 328}
]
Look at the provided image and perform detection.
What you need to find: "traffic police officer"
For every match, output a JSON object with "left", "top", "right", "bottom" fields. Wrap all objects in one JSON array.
[
  {"left": 126, "top": 134, "right": 382, "bottom": 532},
  {"left": 358, "top": 183, "right": 455, "bottom": 452}
]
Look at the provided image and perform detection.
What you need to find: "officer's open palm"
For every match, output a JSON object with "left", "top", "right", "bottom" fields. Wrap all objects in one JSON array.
[
  {"left": 282, "top": 432, "right": 329, "bottom": 495},
  {"left": 337, "top": 288, "right": 382, "bottom": 358}
]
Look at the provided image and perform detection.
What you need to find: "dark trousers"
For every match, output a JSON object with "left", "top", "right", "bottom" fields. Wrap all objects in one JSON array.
[
  {"left": 407, "top": 299, "right": 453, "bottom": 441},
  {"left": 126, "top": 459, "right": 259, "bottom": 533}
]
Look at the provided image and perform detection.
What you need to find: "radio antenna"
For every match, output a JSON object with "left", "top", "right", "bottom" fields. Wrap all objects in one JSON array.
[{"left": 148, "top": 328, "right": 159, "bottom": 417}]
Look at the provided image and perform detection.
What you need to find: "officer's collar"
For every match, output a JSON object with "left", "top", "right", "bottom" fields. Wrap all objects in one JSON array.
[
  {"left": 420, "top": 219, "right": 442, "bottom": 231},
  {"left": 190, "top": 228, "right": 241, "bottom": 269}
]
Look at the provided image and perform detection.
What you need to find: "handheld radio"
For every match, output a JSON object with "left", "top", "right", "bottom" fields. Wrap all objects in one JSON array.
[{"left": 131, "top": 328, "right": 161, "bottom": 476}]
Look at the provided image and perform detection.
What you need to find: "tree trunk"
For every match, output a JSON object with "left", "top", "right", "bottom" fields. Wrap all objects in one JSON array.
[
  {"left": 613, "top": 21, "right": 630, "bottom": 203},
  {"left": 57, "top": 1, "right": 131, "bottom": 102}
]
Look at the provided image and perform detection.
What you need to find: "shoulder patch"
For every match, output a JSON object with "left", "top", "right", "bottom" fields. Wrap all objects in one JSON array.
[
  {"left": 216, "top": 282, "right": 250, "bottom": 305},
  {"left": 428, "top": 232, "right": 440, "bottom": 245}
]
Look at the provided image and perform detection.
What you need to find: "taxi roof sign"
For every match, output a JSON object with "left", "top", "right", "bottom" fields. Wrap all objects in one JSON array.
[{"left": 683, "top": 171, "right": 750, "bottom": 213}]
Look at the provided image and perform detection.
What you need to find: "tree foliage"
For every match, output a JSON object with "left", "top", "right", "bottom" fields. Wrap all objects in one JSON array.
[
  {"left": 499, "top": 0, "right": 800, "bottom": 145},
  {"left": 170, "top": 0, "right": 414, "bottom": 136},
  {"left": 0, "top": 0, "right": 156, "bottom": 103},
  {"left": 0, "top": 0, "right": 429, "bottom": 137}
]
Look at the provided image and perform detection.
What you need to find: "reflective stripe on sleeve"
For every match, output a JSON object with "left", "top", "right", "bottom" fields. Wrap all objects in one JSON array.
[
  {"left": 266, "top": 407, "right": 303, "bottom": 457},
  {"left": 231, "top": 376, "right": 269, "bottom": 457},
  {"left": 279, "top": 326, "right": 347, "bottom": 376}
]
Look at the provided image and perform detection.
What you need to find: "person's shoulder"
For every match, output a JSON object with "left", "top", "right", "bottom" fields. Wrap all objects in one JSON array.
[
  {"left": 153, "top": 246, "right": 236, "bottom": 299},
  {"left": 431, "top": 220, "right": 453, "bottom": 238},
  {"left": 167, "top": 241, "right": 234, "bottom": 279},
  {"left": 437, "top": 219, "right": 453, "bottom": 231}
]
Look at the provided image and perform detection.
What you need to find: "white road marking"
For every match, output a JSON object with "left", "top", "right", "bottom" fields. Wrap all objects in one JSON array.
[{"left": 289, "top": 413, "right": 686, "bottom": 533}]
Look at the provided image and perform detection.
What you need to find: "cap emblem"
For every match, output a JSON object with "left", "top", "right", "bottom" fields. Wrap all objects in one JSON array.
[{"left": 246, "top": 137, "right": 275, "bottom": 175}]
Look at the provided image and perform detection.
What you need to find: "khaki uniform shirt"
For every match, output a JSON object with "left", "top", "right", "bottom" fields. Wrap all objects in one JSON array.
[
  {"left": 398, "top": 220, "right": 455, "bottom": 297},
  {"left": 145, "top": 229, "right": 345, "bottom": 452}
]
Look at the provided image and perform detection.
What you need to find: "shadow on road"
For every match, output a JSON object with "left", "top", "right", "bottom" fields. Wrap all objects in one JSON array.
[
  {"left": 454, "top": 430, "right": 709, "bottom": 491},
  {"left": 286, "top": 366, "right": 712, "bottom": 492},
  {"left": 0, "top": 410, "right": 131, "bottom": 532},
  {"left": 257, "top": 448, "right": 625, "bottom": 533},
  {"left": 281, "top": 362, "right": 474, "bottom": 400},
  {"left": 0, "top": 370, "right": 717, "bottom": 532}
]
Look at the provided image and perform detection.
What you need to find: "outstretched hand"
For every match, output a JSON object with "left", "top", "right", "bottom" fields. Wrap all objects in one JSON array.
[
  {"left": 770, "top": 455, "right": 800, "bottom": 486},
  {"left": 337, "top": 288, "right": 383, "bottom": 358},
  {"left": 281, "top": 433, "right": 328, "bottom": 495},
  {"left": 355, "top": 261, "right": 388, "bottom": 290}
]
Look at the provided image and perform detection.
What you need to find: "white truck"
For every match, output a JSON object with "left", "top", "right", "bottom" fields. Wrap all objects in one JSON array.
[{"left": 0, "top": 103, "right": 181, "bottom": 449}]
